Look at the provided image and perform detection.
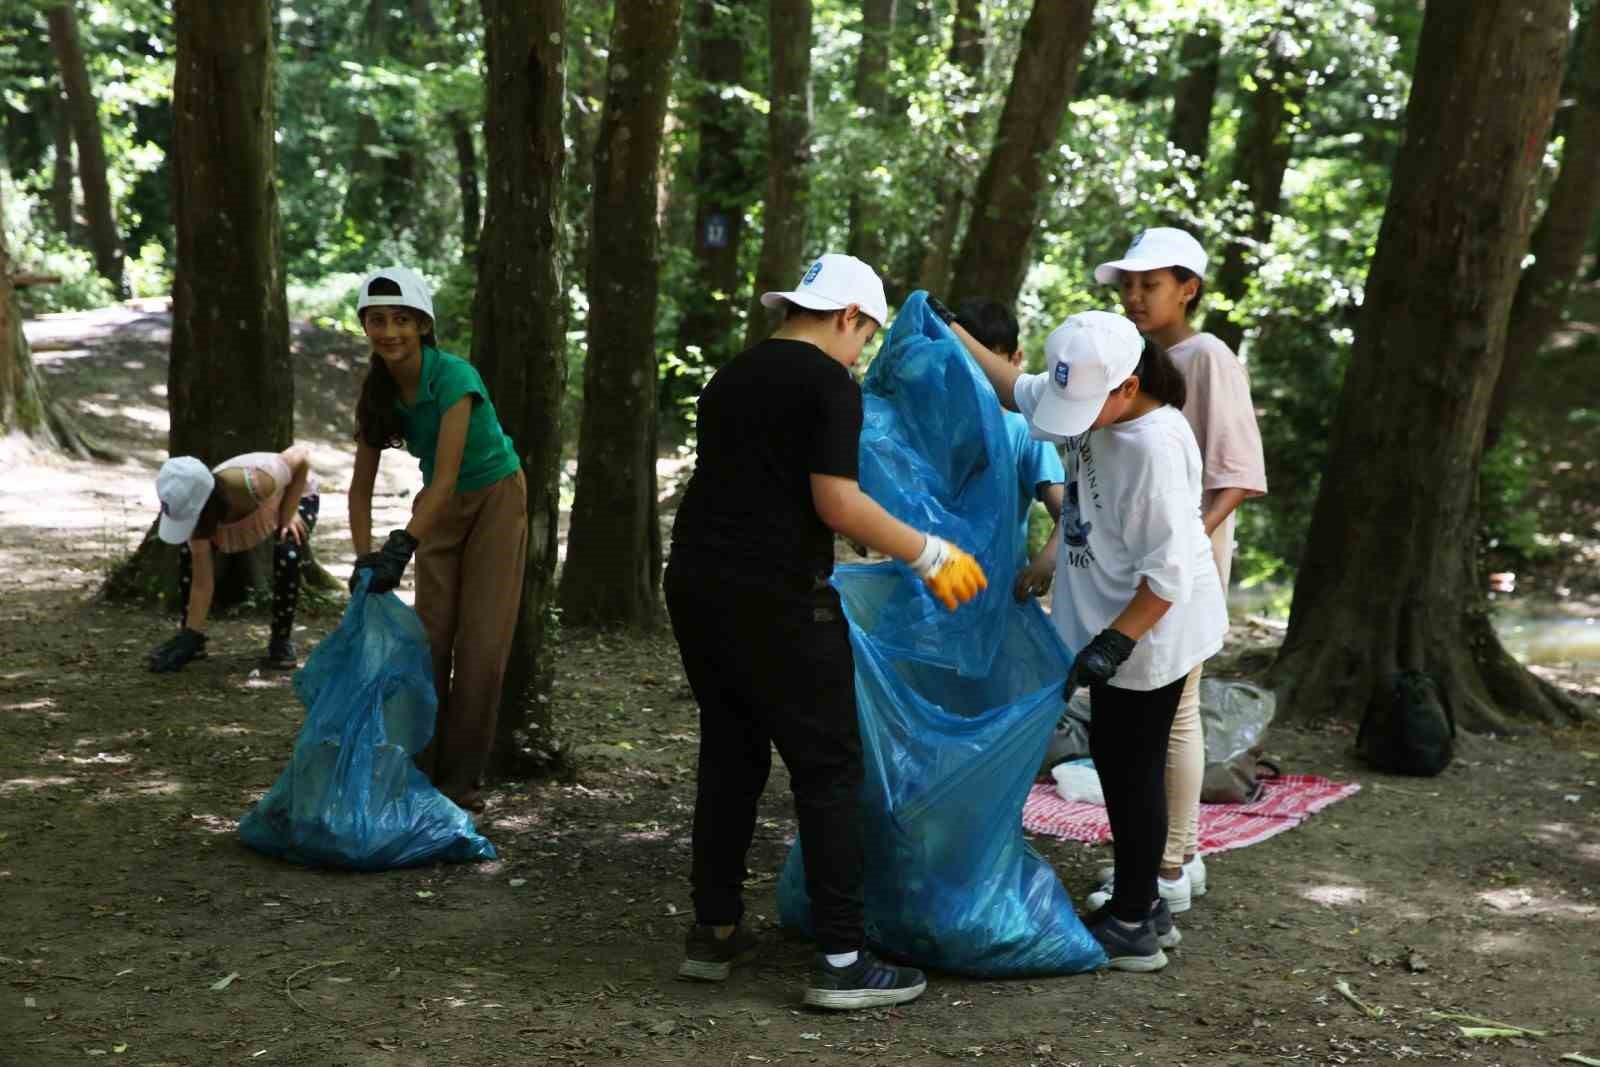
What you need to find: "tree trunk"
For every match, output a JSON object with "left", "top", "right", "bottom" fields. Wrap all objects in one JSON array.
[
  {"left": 1202, "top": 24, "right": 1302, "bottom": 353},
  {"left": 50, "top": 90, "right": 75, "bottom": 236},
  {"left": 46, "top": 4, "right": 125, "bottom": 297},
  {"left": 473, "top": 0, "right": 569, "bottom": 776},
  {"left": 452, "top": 116, "right": 481, "bottom": 253},
  {"left": 948, "top": 0, "right": 1095, "bottom": 308},
  {"left": 104, "top": 0, "right": 296, "bottom": 611},
  {"left": 910, "top": 0, "right": 983, "bottom": 297},
  {"left": 560, "top": 0, "right": 684, "bottom": 629},
  {"left": 1166, "top": 23, "right": 1221, "bottom": 186},
  {"left": 845, "top": 0, "right": 897, "bottom": 269},
  {"left": 1, "top": 184, "right": 51, "bottom": 445},
  {"left": 743, "top": 0, "right": 813, "bottom": 350},
  {"left": 1485, "top": 16, "right": 1600, "bottom": 448},
  {"left": 675, "top": 0, "right": 758, "bottom": 369},
  {"left": 1268, "top": 0, "right": 1584, "bottom": 733}
]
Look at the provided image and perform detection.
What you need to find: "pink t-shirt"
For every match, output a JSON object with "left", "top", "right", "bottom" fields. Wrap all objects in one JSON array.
[
  {"left": 209, "top": 450, "right": 319, "bottom": 554},
  {"left": 1166, "top": 333, "right": 1267, "bottom": 510}
]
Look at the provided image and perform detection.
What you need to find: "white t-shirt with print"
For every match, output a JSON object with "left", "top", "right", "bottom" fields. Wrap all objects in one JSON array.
[{"left": 1015, "top": 375, "right": 1226, "bottom": 691}]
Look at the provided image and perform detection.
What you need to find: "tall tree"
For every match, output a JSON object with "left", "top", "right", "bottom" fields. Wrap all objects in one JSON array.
[
  {"left": 472, "top": 0, "right": 568, "bottom": 774},
  {"left": 911, "top": 0, "right": 983, "bottom": 296},
  {"left": 45, "top": 4, "right": 124, "bottom": 296},
  {"left": 1269, "top": 0, "right": 1581, "bottom": 731},
  {"left": 1202, "top": 20, "right": 1304, "bottom": 353},
  {"left": 105, "top": 0, "right": 295, "bottom": 608},
  {"left": 845, "top": 0, "right": 897, "bottom": 270},
  {"left": 948, "top": 0, "right": 1095, "bottom": 307},
  {"left": 411, "top": 0, "right": 482, "bottom": 253},
  {"left": 49, "top": 90, "right": 74, "bottom": 235},
  {"left": 1485, "top": 14, "right": 1600, "bottom": 448},
  {"left": 743, "top": 0, "right": 813, "bottom": 350},
  {"left": 1166, "top": 22, "right": 1221, "bottom": 172},
  {"left": 561, "top": 0, "right": 685, "bottom": 628},
  {"left": 675, "top": 0, "right": 757, "bottom": 368}
]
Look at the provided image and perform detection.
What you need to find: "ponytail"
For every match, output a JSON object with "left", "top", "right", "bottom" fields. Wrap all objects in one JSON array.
[
  {"left": 1133, "top": 337, "right": 1186, "bottom": 410},
  {"left": 355, "top": 355, "right": 407, "bottom": 449}
]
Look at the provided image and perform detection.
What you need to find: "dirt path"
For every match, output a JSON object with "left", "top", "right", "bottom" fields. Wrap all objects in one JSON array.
[{"left": 2, "top": 307, "right": 1598, "bottom": 1066}]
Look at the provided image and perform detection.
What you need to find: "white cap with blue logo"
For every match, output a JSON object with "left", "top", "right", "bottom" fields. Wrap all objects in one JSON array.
[
  {"left": 156, "top": 456, "right": 217, "bottom": 544},
  {"left": 759, "top": 253, "right": 890, "bottom": 327},
  {"left": 1030, "top": 311, "right": 1146, "bottom": 438}
]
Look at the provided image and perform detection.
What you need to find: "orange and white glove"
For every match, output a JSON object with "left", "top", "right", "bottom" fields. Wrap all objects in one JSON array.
[{"left": 910, "top": 534, "right": 988, "bottom": 611}]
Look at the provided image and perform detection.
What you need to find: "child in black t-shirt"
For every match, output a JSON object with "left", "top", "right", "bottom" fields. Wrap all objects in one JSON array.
[{"left": 666, "top": 253, "right": 985, "bottom": 1010}]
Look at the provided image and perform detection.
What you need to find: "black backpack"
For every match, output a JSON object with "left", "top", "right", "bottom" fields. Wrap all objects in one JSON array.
[{"left": 1357, "top": 670, "right": 1455, "bottom": 776}]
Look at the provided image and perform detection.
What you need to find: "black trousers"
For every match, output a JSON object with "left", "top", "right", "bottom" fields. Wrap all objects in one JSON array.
[
  {"left": 178, "top": 495, "right": 320, "bottom": 643},
  {"left": 1089, "top": 674, "right": 1186, "bottom": 923},
  {"left": 664, "top": 558, "right": 865, "bottom": 954}
]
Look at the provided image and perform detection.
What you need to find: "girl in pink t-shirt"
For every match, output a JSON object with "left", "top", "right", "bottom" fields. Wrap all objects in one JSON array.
[
  {"left": 148, "top": 447, "right": 319, "bottom": 672},
  {"left": 1087, "top": 227, "right": 1268, "bottom": 913}
]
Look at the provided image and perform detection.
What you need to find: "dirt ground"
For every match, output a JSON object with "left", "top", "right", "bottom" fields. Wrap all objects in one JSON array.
[{"left": 2, "top": 306, "right": 1599, "bottom": 1067}]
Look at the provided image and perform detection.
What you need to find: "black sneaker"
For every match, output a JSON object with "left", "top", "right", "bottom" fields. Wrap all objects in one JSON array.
[
  {"left": 1149, "top": 898, "right": 1181, "bottom": 949},
  {"left": 803, "top": 950, "right": 927, "bottom": 1010},
  {"left": 1086, "top": 911, "right": 1169, "bottom": 972},
  {"left": 677, "top": 923, "right": 760, "bottom": 981},
  {"left": 262, "top": 638, "right": 298, "bottom": 671}
]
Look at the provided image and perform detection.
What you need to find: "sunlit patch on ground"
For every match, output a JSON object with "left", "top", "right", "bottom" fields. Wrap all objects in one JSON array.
[
  {"left": 1300, "top": 883, "right": 1371, "bottom": 907},
  {"left": 1, "top": 698, "right": 56, "bottom": 716},
  {"left": 188, "top": 812, "right": 239, "bottom": 834},
  {"left": 1478, "top": 885, "right": 1600, "bottom": 918},
  {"left": 0, "top": 775, "right": 77, "bottom": 794}
]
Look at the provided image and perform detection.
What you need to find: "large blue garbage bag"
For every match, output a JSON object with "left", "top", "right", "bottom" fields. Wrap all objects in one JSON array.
[
  {"left": 239, "top": 576, "right": 496, "bottom": 870},
  {"left": 777, "top": 292, "right": 1105, "bottom": 976}
]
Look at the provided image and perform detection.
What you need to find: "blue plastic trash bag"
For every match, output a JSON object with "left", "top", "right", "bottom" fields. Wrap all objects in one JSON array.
[
  {"left": 239, "top": 575, "right": 496, "bottom": 870},
  {"left": 777, "top": 292, "right": 1105, "bottom": 976}
]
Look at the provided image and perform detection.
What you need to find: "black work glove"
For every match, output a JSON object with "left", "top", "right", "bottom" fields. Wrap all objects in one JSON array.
[
  {"left": 925, "top": 294, "right": 957, "bottom": 325},
  {"left": 1063, "top": 628, "right": 1136, "bottom": 703},
  {"left": 149, "top": 628, "right": 208, "bottom": 673},
  {"left": 350, "top": 529, "right": 419, "bottom": 595}
]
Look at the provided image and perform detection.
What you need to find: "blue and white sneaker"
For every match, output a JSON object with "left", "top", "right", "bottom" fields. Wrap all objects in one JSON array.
[{"left": 803, "top": 950, "right": 927, "bottom": 1010}]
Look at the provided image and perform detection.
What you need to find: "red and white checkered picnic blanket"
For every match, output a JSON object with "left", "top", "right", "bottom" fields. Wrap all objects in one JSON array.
[{"left": 1021, "top": 774, "right": 1362, "bottom": 855}]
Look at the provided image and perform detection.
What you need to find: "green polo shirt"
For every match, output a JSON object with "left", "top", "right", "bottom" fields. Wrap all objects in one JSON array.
[{"left": 397, "top": 346, "right": 521, "bottom": 491}]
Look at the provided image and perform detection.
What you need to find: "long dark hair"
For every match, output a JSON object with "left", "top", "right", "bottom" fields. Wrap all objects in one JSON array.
[
  {"left": 354, "top": 276, "right": 437, "bottom": 449},
  {"left": 1132, "top": 337, "right": 1187, "bottom": 410},
  {"left": 190, "top": 485, "right": 230, "bottom": 540}
]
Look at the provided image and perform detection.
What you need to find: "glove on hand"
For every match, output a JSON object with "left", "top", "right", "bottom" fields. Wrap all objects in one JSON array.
[
  {"left": 910, "top": 534, "right": 988, "bottom": 611},
  {"left": 149, "top": 627, "right": 208, "bottom": 673},
  {"left": 1063, "top": 627, "right": 1136, "bottom": 701},
  {"left": 350, "top": 529, "right": 419, "bottom": 594},
  {"left": 925, "top": 294, "right": 957, "bottom": 326}
]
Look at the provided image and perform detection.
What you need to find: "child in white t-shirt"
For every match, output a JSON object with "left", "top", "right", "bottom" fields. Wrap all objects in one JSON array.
[
  {"left": 1088, "top": 228, "right": 1268, "bottom": 914},
  {"left": 934, "top": 300, "right": 1226, "bottom": 972}
]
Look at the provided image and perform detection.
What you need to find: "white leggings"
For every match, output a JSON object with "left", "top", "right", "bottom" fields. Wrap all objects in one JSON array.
[{"left": 1163, "top": 514, "right": 1234, "bottom": 869}]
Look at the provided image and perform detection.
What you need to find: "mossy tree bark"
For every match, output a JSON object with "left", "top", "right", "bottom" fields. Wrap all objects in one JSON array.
[
  {"left": 472, "top": 0, "right": 569, "bottom": 776},
  {"left": 1268, "top": 0, "right": 1585, "bottom": 733},
  {"left": 948, "top": 0, "right": 1094, "bottom": 307},
  {"left": 560, "top": 0, "right": 685, "bottom": 629}
]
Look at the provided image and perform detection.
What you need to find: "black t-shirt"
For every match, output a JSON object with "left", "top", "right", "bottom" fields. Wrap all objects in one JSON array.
[{"left": 670, "top": 338, "right": 863, "bottom": 586}]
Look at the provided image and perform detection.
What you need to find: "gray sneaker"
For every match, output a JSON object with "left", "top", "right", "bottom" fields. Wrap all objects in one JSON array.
[
  {"left": 1149, "top": 898, "right": 1181, "bottom": 949},
  {"left": 1086, "top": 910, "right": 1169, "bottom": 972},
  {"left": 677, "top": 924, "right": 760, "bottom": 981}
]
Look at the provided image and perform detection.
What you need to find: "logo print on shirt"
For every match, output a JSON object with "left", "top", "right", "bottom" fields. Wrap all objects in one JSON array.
[
  {"left": 801, "top": 261, "right": 823, "bottom": 286},
  {"left": 1053, "top": 361, "right": 1069, "bottom": 387},
  {"left": 1062, "top": 481, "right": 1092, "bottom": 550}
]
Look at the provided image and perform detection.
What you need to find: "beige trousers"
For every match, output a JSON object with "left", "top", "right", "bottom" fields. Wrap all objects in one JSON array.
[
  {"left": 1163, "top": 513, "right": 1234, "bottom": 868},
  {"left": 413, "top": 469, "right": 528, "bottom": 797}
]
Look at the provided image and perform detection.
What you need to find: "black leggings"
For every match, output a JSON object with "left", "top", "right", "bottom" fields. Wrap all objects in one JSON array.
[
  {"left": 1089, "top": 674, "right": 1186, "bottom": 923},
  {"left": 178, "top": 495, "right": 320, "bottom": 643}
]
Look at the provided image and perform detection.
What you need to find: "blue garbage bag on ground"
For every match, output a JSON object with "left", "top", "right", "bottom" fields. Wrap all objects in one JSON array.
[
  {"left": 239, "top": 576, "right": 496, "bottom": 870},
  {"left": 777, "top": 292, "right": 1105, "bottom": 976}
]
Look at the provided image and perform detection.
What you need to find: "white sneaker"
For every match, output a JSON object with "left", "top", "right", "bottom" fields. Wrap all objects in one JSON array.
[
  {"left": 1185, "top": 854, "right": 1208, "bottom": 897},
  {"left": 1085, "top": 869, "right": 1192, "bottom": 914}
]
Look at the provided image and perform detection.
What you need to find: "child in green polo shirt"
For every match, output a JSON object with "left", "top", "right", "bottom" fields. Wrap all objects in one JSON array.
[{"left": 347, "top": 265, "right": 527, "bottom": 814}]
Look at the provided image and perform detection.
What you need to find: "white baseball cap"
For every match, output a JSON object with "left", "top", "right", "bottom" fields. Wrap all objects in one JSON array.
[
  {"left": 156, "top": 456, "right": 216, "bottom": 544},
  {"left": 1093, "top": 227, "right": 1209, "bottom": 285},
  {"left": 356, "top": 265, "right": 436, "bottom": 321},
  {"left": 760, "top": 253, "right": 890, "bottom": 327},
  {"left": 1030, "top": 311, "right": 1146, "bottom": 438}
]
